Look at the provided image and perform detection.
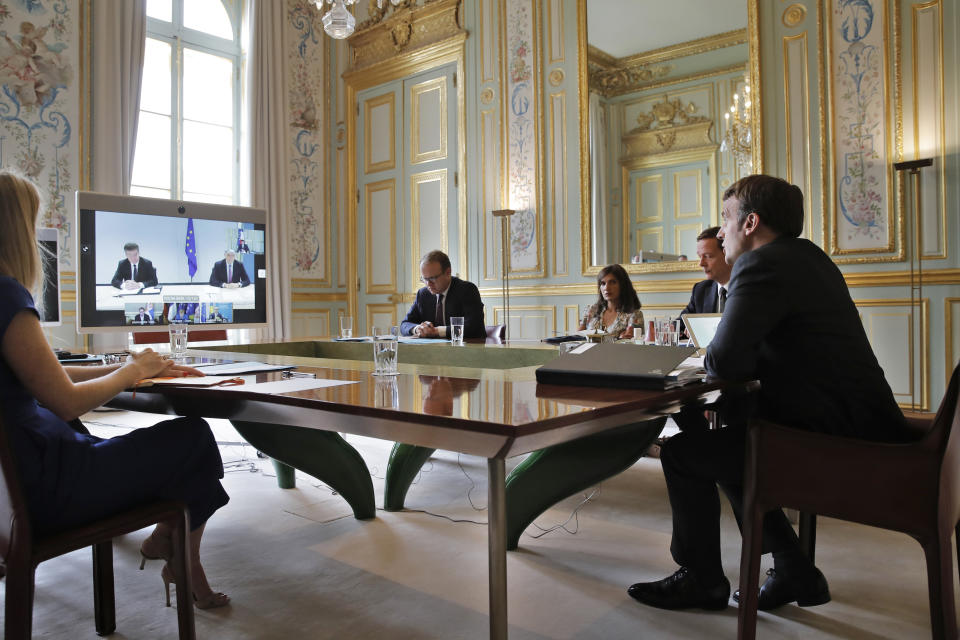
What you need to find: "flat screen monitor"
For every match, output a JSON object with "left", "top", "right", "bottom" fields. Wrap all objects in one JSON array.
[
  {"left": 76, "top": 191, "right": 268, "bottom": 333},
  {"left": 38, "top": 227, "right": 61, "bottom": 326}
]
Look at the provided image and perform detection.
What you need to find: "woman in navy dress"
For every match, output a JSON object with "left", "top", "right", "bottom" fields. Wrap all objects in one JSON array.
[{"left": 0, "top": 171, "right": 230, "bottom": 609}]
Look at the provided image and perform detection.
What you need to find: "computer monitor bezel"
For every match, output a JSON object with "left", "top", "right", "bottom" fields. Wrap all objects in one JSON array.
[
  {"left": 75, "top": 191, "right": 268, "bottom": 334},
  {"left": 680, "top": 312, "right": 723, "bottom": 350}
]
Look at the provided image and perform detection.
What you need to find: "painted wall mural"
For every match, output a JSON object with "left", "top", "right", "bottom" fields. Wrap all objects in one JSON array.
[
  {"left": 503, "top": 0, "right": 541, "bottom": 275},
  {"left": 0, "top": 0, "right": 75, "bottom": 266},
  {"left": 288, "top": 0, "right": 326, "bottom": 279},
  {"left": 830, "top": 0, "right": 893, "bottom": 253}
]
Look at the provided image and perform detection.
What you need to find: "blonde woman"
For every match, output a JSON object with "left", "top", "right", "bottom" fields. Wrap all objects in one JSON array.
[
  {"left": 578, "top": 264, "right": 644, "bottom": 339},
  {"left": 0, "top": 171, "right": 229, "bottom": 609}
]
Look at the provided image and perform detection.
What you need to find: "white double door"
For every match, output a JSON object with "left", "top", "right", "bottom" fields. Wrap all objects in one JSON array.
[{"left": 356, "top": 64, "right": 459, "bottom": 334}]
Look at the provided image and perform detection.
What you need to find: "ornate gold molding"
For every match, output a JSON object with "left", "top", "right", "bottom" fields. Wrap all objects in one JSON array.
[
  {"left": 782, "top": 3, "right": 807, "bottom": 28},
  {"left": 348, "top": 0, "right": 463, "bottom": 72},
  {"left": 291, "top": 292, "right": 348, "bottom": 302},
  {"left": 621, "top": 98, "right": 713, "bottom": 158}
]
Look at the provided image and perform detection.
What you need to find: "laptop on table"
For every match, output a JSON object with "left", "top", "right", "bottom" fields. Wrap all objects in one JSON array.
[{"left": 681, "top": 313, "right": 723, "bottom": 356}]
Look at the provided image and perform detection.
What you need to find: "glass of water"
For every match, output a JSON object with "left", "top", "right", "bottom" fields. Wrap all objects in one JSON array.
[
  {"left": 339, "top": 316, "right": 354, "bottom": 339},
  {"left": 372, "top": 325, "right": 399, "bottom": 376},
  {"left": 168, "top": 322, "right": 189, "bottom": 360},
  {"left": 449, "top": 316, "right": 465, "bottom": 345}
]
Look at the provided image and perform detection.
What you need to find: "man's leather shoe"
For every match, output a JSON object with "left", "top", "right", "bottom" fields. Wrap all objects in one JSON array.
[
  {"left": 733, "top": 567, "right": 831, "bottom": 610},
  {"left": 628, "top": 567, "right": 730, "bottom": 610}
]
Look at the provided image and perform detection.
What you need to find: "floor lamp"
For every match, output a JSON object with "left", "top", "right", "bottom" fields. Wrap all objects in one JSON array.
[
  {"left": 492, "top": 209, "right": 515, "bottom": 342},
  {"left": 893, "top": 157, "right": 933, "bottom": 411}
]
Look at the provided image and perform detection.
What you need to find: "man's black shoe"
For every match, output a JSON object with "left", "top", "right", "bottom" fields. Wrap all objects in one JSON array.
[
  {"left": 733, "top": 567, "right": 831, "bottom": 610},
  {"left": 627, "top": 567, "right": 730, "bottom": 610}
]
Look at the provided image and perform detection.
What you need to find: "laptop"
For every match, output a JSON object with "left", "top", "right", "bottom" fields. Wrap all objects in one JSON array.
[
  {"left": 681, "top": 313, "right": 723, "bottom": 355},
  {"left": 535, "top": 343, "right": 699, "bottom": 390}
]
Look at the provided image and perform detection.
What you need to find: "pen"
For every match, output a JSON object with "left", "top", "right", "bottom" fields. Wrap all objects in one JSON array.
[{"left": 282, "top": 370, "right": 316, "bottom": 379}]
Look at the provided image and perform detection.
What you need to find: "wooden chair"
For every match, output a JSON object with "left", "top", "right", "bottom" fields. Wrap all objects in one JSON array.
[
  {"left": 738, "top": 364, "right": 960, "bottom": 640},
  {"left": 0, "top": 415, "right": 196, "bottom": 639},
  {"left": 485, "top": 324, "right": 506, "bottom": 341}
]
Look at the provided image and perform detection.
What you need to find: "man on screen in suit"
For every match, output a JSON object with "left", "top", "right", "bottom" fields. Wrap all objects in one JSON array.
[
  {"left": 111, "top": 242, "right": 158, "bottom": 290},
  {"left": 628, "top": 175, "right": 911, "bottom": 613},
  {"left": 209, "top": 250, "right": 250, "bottom": 288},
  {"left": 400, "top": 250, "right": 485, "bottom": 339},
  {"left": 680, "top": 226, "right": 732, "bottom": 317},
  {"left": 132, "top": 306, "right": 153, "bottom": 325}
]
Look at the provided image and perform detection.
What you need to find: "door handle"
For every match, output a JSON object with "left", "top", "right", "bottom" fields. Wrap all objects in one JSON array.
[{"left": 388, "top": 293, "right": 403, "bottom": 303}]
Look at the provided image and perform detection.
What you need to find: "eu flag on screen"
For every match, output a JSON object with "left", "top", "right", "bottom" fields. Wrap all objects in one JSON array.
[{"left": 185, "top": 218, "right": 197, "bottom": 279}]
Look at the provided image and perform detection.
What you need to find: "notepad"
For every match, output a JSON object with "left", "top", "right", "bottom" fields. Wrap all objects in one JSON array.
[
  {"left": 191, "top": 361, "right": 295, "bottom": 375},
  {"left": 222, "top": 378, "right": 357, "bottom": 394},
  {"left": 136, "top": 375, "right": 244, "bottom": 387}
]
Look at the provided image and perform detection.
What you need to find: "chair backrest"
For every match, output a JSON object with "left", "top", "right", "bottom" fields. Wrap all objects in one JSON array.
[
  {"left": 0, "top": 414, "right": 33, "bottom": 571},
  {"left": 935, "top": 362, "right": 960, "bottom": 528},
  {"left": 132, "top": 329, "right": 227, "bottom": 345},
  {"left": 485, "top": 324, "right": 506, "bottom": 340}
]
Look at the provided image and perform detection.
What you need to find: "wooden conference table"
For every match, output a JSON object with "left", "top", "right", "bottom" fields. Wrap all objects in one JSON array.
[{"left": 112, "top": 340, "right": 738, "bottom": 640}]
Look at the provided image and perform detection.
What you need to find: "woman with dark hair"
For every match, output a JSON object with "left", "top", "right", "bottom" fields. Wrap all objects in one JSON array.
[{"left": 578, "top": 264, "right": 644, "bottom": 338}]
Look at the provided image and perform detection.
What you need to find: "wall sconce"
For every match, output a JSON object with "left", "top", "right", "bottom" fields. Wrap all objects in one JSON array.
[
  {"left": 893, "top": 157, "right": 934, "bottom": 411},
  {"left": 720, "top": 74, "right": 753, "bottom": 173}
]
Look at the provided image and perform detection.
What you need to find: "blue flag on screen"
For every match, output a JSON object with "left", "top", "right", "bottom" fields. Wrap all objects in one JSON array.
[{"left": 185, "top": 218, "right": 197, "bottom": 279}]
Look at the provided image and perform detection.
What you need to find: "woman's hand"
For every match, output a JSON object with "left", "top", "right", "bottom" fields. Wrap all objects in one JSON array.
[
  {"left": 167, "top": 363, "right": 205, "bottom": 377},
  {"left": 125, "top": 349, "right": 176, "bottom": 380}
]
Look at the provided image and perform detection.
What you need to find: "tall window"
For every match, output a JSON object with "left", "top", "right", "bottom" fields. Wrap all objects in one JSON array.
[{"left": 131, "top": 0, "right": 242, "bottom": 205}]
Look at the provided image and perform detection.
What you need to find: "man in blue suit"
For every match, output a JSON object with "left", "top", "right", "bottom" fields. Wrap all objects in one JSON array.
[
  {"left": 628, "top": 175, "right": 910, "bottom": 613},
  {"left": 209, "top": 250, "right": 250, "bottom": 288},
  {"left": 400, "top": 250, "right": 485, "bottom": 339},
  {"left": 680, "top": 226, "right": 732, "bottom": 317}
]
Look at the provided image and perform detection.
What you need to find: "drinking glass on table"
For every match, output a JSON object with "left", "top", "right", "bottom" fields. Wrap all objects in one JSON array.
[
  {"left": 339, "top": 316, "right": 353, "bottom": 339},
  {"left": 656, "top": 318, "right": 680, "bottom": 347},
  {"left": 449, "top": 316, "right": 465, "bottom": 346},
  {"left": 372, "top": 325, "right": 399, "bottom": 376},
  {"left": 168, "top": 322, "right": 189, "bottom": 360}
]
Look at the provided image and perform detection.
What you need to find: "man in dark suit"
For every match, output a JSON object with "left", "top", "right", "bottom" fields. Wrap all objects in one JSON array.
[
  {"left": 131, "top": 306, "right": 153, "bottom": 325},
  {"left": 680, "top": 226, "right": 732, "bottom": 317},
  {"left": 628, "top": 175, "right": 910, "bottom": 612},
  {"left": 400, "top": 250, "right": 485, "bottom": 339},
  {"left": 111, "top": 242, "right": 158, "bottom": 290},
  {"left": 209, "top": 250, "right": 250, "bottom": 288}
]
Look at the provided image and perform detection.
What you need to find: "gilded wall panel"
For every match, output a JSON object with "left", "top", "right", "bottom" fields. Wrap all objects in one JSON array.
[
  {"left": 493, "top": 304, "right": 556, "bottom": 340},
  {"left": 480, "top": 0, "right": 497, "bottom": 82},
  {"left": 366, "top": 303, "right": 398, "bottom": 334},
  {"left": 547, "top": 0, "right": 564, "bottom": 64},
  {"left": 410, "top": 169, "right": 448, "bottom": 288},
  {"left": 364, "top": 92, "right": 396, "bottom": 174},
  {"left": 364, "top": 179, "right": 397, "bottom": 293},
  {"left": 564, "top": 304, "right": 580, "bottom": 332},
  {"left": 410, "top": 76, "right": 447, "bottom": 165},
  {"left": 783, "top": 32, "right": 812, "bottom": 239},
  {"left": 481, "top": 108, "right": 501, "bottom": 281},
  {"left": 858, "top": 298, "right": 930, "bottom": 410},
  {"left": 291, "top": 309, "right": 331, "bottom": 338},
  {"left": 549, "top": 92, "right": 568, "bottom": 276},
  {"left": 948, "top": 298, "right": 960, "bottom": 382}
]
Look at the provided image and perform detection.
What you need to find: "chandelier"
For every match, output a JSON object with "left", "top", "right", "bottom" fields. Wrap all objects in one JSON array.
[
  {"left": 314, "top": 0, "right": 404, "bottom": 39},
  {"left": 719, "top": 74, "right": 753, "bottom": 173}
]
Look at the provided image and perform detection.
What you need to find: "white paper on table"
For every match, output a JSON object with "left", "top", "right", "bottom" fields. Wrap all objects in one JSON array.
[
  {"left": 680, "top": 356, "right": 705, "bottom": 369},
  {"left": 222, "top": 378, "right": 358, "bottom": 394},
  {"left": 192, "top": 361, "right": 293, "bottom": 375},
  {"left": 569, "top": 343, "right": 597, "bottom": 355}
]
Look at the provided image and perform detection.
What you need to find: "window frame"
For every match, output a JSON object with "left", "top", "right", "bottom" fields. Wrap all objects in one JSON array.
[{"left": 134, "top": 0, "right": 243, "bottom": 204}]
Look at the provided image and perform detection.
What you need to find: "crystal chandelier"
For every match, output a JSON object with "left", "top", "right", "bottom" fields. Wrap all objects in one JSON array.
[
  {"left": 314, "top": 0, "right": 405, "bottom": 39},
  {"left": 720, "top": 74, "right": 753, "bottom": 173}
]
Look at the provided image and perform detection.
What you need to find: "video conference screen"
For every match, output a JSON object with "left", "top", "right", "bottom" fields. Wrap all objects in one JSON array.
[{"left": 76, "top": 192, "right": 267, "bottom": 332}]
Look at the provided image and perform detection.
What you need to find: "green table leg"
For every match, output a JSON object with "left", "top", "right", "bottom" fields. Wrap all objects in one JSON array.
[
  {"left": 383, "top": 443, "right": 436, "bottom": 511},
  {"left": 271, "top": 459, "right": 296, "bottom": 489},
  {"left": 231, "top": 420, "right": 376, "bottom": 520},
  {"left": 504, "top": 417, "right": 666, "bottom": 550}
]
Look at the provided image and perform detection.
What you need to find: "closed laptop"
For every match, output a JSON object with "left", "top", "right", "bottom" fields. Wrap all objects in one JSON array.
[{"left": 535, "top": 343, "right": 699, "bottom": 390}]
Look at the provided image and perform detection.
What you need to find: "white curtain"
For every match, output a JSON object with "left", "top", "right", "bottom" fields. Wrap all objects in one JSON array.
[
  {"left": 589, "top": 92, "right": 609, "bottom": 265},
  {"left": 90, "top": 0, "right": 146, "bottom": 194},
  {"left": 244, "top": 0, "right": 291, "bottom": 340}
]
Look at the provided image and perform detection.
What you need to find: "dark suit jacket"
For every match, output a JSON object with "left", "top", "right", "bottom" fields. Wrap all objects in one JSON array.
[
  {"left": 681, "top": 279, "right": 720, "bottom": 316},
  {"left": 209, "top": 259, "right": 250, "bottom": 287},
  {"left": 705, "top": 236, "right": 907, "bottom": 442},
  {"left": 132, "top": 313, "right": 153, "bottom": 325},
  {"left": 111, "top": 257, "right": 158, "bottom": 289},
  {"left": 401, "top": 277, "right": 485, "bottom": 339}
]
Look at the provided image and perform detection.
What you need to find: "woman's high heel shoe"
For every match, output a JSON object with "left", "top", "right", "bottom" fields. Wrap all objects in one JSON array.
[
  {"left": 161, "top": 564, "right": 230, "bottom": 610},
  {"left": 139, "top": 536, "right": 173, "bottom": 570}
]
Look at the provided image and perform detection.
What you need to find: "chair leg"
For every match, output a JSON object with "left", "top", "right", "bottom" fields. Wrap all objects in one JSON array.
[
  {"left": 4, "top": 562, "right": 36, "bottom": 640},
  {"left": 737, "top": 500, "right": 766, "bottom": 640},
  {"left": 798, "top": 512, "right": 817, "bottom": 563},
  {"left": 171, "top": 514, "right": 197, "bottom": 640},
  {"left": 92, "top": 541, "right": 116, "bottom": 636},
  {"left": 921, "top": 532, "right": 958, "bottom": 640}
]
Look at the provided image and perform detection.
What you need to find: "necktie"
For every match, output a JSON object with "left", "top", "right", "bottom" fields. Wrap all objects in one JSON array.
[
  {"left": 435, "top": 294, "right": 444, "bottom": 326},
  {"left": 227, "top": 264, "right": 233, "bottom": 283},
  {"left": 718, "top": 287, "right": 727, "bottom": 313},
  {"left": 132, "top": 263, "right": 138, "bottom": 281}
]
